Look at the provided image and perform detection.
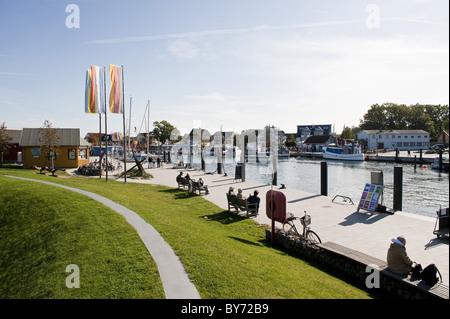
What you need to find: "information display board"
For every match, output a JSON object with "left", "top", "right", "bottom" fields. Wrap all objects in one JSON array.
[{"left": 357, "top": 183, "right": 383, "bottom": 212}]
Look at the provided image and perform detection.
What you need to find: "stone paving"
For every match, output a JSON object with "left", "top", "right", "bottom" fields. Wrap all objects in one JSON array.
[{"left": 127, "top": 163, "right": 448, "bottom": 287}]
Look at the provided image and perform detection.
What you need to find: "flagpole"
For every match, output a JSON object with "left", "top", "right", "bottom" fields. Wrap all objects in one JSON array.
[
  {"left": 104, "top": 67, "right": 108, "bottom": 182},
  {"left": 99, "top": 113, "right": 102, "bottom": 178},
  {"left": 122, "top": 65, "right": 127, "bottom": 183},
  {"left": 147, "top": 100, "right": 150, "bottom": 169}
]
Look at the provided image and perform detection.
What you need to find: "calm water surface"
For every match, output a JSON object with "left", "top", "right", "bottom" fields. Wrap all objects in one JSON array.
[{"left": 198, "top": 157, "right": 449, "bottom": 218}]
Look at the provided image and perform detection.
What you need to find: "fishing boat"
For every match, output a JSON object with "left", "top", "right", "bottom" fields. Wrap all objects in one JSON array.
[{"left": 323, "top": 144, "right": 365, "bottom": 161}]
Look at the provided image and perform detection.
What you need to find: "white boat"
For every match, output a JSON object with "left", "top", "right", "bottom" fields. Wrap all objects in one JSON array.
[
  {"left": 431, "top": 157, "right": 449, "bottom": 170},
  {"left": 323, "top": 145, "right": 365, "bottom": 161}
]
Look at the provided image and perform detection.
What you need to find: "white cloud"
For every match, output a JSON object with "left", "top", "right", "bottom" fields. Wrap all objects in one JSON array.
[{"left": 167, "top": 39, "right": 199, "bottom": 61}]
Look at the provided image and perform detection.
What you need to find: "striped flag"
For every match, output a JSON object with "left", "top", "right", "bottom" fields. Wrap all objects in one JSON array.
[
  {"left": 85, "top": 65, "right": 105, "bottom": 114},
  {"left": 109, "top": 64, "right": 124, "bottom": 114}
]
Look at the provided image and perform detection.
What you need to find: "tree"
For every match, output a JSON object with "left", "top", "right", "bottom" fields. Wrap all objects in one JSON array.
[
  {"left": 359, "top": 104, "right": 388, "bottom": 130},
  {"left": 340, "top": 126, "right": 355, "bottom": 140},
  {"left": 40, "top": 119, "right": 60, "bottom": 169},
  {"left": 359, "top": 103, "right": 449, "bottom": 139},
  {"left": 151, "top": 120, "right": 180, "bottom": 144},
  {"left": 0, "top": 122, "right": 12, "bottom": 166}
]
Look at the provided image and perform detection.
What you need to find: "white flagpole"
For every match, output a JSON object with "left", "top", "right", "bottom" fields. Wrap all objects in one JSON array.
[
  {"left": 147, "top": 100, "right": 150, "bottom": 168},
  {"left": 99, "top": 113, "right": 102, "bottom": 179},
  {"left": 103, "top": 67, "right": 108, "bottom": 182},
  {"left": 121, "top": 65, "right": 127, "bottom": 183}
]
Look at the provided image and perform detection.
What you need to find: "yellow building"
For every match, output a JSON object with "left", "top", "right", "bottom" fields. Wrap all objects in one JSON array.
[{"left": 20, "top": 128, "right": 89, "bottom": 169}]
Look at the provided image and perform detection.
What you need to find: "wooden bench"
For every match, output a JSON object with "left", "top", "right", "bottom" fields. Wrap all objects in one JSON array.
[
  {"left": 317, "top": 241, "right": 449, "bottom": 299},
  {"left": 226, "top": 193, "right": 257, "bottom": 218},
  {"left": 192, "top": 182, "right": 208, "bottom": 195},
  {"left": 176, "top": 176, "right": 190, "bottom": 189}
]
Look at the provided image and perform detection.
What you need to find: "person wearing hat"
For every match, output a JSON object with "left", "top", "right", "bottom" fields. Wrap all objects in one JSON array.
[
  {"left": 387, "top": 236, "right": 416, "bottom": 275},
  {"left": 228, "top": 187, "right": 236, "bottom": 196}
]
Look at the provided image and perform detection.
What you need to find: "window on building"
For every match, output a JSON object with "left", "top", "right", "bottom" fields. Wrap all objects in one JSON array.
[
  {"left": 68, "top": 148, "right": 76, "bottom": 160},
  {"left": 417, "top": 142, "right": 422, "bottom": 147},
  {"left": 397, "top": 142, "right": 402, "bottom": 147},
  {"left": 404, "top": 142, "right": 409, "bottom": 147},
  {"left": 79, "top": 147, "right": 87, "bottom": 159},
  {"left": 410, "top": 142, "right": 416, "bottom": 147}
]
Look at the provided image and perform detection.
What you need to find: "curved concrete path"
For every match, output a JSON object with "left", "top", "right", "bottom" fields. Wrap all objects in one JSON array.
[{"left": 6, "top": 175, "right": 201, "bottom": 299}]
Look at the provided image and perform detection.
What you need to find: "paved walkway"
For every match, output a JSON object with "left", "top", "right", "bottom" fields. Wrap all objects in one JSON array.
[
  {"left": 6, "top": 175, "right": 201, "bottom": 299},
  {"left": 123, "top": 165, "right": 449, "bottom": 287}
]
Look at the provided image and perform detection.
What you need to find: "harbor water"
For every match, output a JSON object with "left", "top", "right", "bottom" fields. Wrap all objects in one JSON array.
[{"left": 195, "top": 156, "right": 449, "bottom": 219}]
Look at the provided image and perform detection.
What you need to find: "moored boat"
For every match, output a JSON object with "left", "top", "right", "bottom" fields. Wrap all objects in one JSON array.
[{"left": 323, "top": 144, "right": 365, "bottom": 161}]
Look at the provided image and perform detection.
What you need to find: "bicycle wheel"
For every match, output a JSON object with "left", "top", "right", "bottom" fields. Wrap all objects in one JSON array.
[
  {"left": 282, "top": 220, "right": 297, "bottom": 236},
  {"left": 306, "top": 230, "right": 321, "bottom": 244}
]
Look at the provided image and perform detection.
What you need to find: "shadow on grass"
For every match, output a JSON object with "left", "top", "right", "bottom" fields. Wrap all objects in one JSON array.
[
  {"left": 158, "top": 188, "right": 198, "bottom": 199},
  {"left": 229, "top": 236, "right": 263, "bottom": 247},
  {"left": 201, "top": 210, "right": 247, "bottom": 224}
]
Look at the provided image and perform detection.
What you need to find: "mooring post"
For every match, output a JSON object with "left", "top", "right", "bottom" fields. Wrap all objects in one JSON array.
[
  {"left": 321, "top": 161, "right": 328, "bottom": 196},
  {"left": 393, "top": 166, "right": 403, "bottom": 211}
]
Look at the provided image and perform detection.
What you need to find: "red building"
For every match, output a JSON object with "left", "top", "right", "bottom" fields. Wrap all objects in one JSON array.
[{"left": 3, "top": 130, "right": 22, "bottom": 163}]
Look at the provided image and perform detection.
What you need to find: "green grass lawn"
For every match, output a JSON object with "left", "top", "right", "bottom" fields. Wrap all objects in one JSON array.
[{"left": 0, "top": 166, "right": 378, "bottom": 299}]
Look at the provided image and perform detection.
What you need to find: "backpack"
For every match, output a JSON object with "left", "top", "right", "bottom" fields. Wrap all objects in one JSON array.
[{"left": 421, "top": 264, "right": 442, "bottom": 286}]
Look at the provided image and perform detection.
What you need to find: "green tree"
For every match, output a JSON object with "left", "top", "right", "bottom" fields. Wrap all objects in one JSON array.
[
  {"left": 359, "top": 104, "right": 388, "bottom": 130},
  {"left": 151, "top": 120, "right": 180, "bottom": 144},
  {"left": 0, "top": 122, "right": 12, "bottom": 166},
  {"left": 359, "top": 103, "right": 448, "bottom": 139},
  {"left": 340, "top": 126, "right": 355, "bottom": 139}
]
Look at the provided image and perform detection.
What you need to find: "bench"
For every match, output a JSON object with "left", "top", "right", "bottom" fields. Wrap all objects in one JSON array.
[
  {"left": 226, "top": 193, "right": 257, "bottom": 218},
  {"left": 317, "top": 241, "right": 449, "bottom": 299},
  {"left": 176, "top": 176, "right": 190, "bottom": 189},
  {"left": 192, "top": 182, "right": 208, "bottom": 195},
  {"left": 33, "top": 165, "right": 66, "bottom": 176}
]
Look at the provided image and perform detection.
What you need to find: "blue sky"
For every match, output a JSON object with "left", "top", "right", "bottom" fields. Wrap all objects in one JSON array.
[{"left": 0, "top": 0, "right": 448, "bottom": 137}]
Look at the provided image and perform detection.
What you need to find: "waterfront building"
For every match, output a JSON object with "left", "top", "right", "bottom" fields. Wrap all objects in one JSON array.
[
  {"left": 437, "top": 130, "right": 449, "bottom": 147},
  {"left": 358, "top": 129, "right": 430, "bottom": 150},
  {"left": 20, "top": 128, "right": 89, "bottom": 169},
  {"left": 296, "top": 124, "right": 332, "bottom": 139}
]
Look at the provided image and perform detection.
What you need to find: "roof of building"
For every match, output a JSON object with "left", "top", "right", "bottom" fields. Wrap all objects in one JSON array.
[
  {"left": 20, "top": 128, "right": 81, "bottom": 147},
  {"left": 360, "top": 129, "right": 429, "bottom": 135},
  {"left": 304, "top": 135, "right": 332, "bottom": 144},
  {"left": 5, "top": 130, "right": 23, "bottom": 144}
]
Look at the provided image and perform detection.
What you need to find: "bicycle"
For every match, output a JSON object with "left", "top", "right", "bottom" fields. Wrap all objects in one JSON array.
[{"left": 282, "top": 211, "right": 322, "bottom": 244}]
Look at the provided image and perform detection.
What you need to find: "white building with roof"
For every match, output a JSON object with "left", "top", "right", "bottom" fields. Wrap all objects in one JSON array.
[{"left": 358, "top": 130, "right": 430, "bottom": 150}]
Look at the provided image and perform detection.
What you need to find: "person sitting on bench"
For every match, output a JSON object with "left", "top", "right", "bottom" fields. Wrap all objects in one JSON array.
[
  {"left": 196, "top": 178, "right": 209, "bottom": 195},
  {"left": 247, "top": 190, "right": 260, "bottom": 215}
]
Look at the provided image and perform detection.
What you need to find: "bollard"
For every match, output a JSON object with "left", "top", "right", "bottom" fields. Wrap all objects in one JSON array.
[
  {"left": 439, "top": 150, "right": 443, "bottom": 172},
  {"left": 393, "top": 166, "right": 403, "bottom": 211},
  {"left": 321, "top": 162, "right": 328, "bottom": 196},
  {"left": 414, "top": 155, "right": 417, "bottom": 171}
]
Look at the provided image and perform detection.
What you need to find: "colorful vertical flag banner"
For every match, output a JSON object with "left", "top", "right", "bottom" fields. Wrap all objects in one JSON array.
[
  {"left": 109, "top": 64, "right": 124, "bottom": 114},
  {"left": 85, "top": 65, "right": 105, "bottom": 114}
]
